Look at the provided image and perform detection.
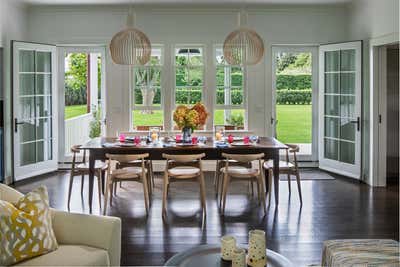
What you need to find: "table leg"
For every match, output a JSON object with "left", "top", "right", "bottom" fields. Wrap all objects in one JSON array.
[
  {"left": 88, "top": 153, "right": 95, "bottom": 213},
  {"left": 264, "top": 168, "right": 269, "bottom": 195},
  {"left": 273, "top": 151, "right": 280, "bottom": 205}
]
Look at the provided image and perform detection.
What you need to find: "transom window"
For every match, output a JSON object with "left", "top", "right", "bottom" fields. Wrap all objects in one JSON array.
[
  {"left": 175, "top": 47, "right": 204, "bottom": 105},
  {"left": 132, "top": 47, "right": 163, "bottom": 130},
  {"left": 214, "top": 47, "right": 246, "bottom": 130}
]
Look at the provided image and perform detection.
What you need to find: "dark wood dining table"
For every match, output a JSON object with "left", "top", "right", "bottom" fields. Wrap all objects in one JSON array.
[{"left": 80, "top": 136, "right": 287, "bottom": 213}]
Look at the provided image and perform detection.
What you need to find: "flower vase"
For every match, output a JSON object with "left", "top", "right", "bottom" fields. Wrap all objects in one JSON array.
[
  {"left": 182, "top": 127, "right": 192, "bottom": 143},
  {"left": 247, "top": 230, "right": 267, "bottom": 267}
]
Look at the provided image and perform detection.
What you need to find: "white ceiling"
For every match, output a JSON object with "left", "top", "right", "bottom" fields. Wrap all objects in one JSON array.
[{"left": 20, "top": 0, "right": 352, "bottom": 5}]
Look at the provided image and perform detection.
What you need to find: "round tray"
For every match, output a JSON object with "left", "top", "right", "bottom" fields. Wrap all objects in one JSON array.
[
  {"left": 230, "top": 142, "right": 252, "bottom": 146},
  {"left": 164, "top": 245, "right": 293, "bottom": 267}
]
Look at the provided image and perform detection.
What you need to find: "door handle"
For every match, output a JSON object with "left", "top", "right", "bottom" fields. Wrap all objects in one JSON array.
[
  {"left": 270, "top": 118, "right": 278, "bottom": 125},
  {"left": 350, "top": 117, "right": 360, "bottom": 131},
  {"left": 14, "top": 118, "right": 26, "bottom": 133}
]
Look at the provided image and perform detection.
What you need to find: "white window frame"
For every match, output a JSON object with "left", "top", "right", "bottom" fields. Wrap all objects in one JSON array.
[
  {"left": 130, "top": 45, "right": 164, "bottom": 130},
  {"left": 173, "top": 44, "right": 206, "bottom": 128},
  {"left": 213, "top": 45, "right": 248, "bottom": 130}
]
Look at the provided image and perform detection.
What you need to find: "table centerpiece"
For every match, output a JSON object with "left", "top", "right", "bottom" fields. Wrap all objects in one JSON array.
[{"left": 173, "top": 103, "right": 208, "bottom": 143}]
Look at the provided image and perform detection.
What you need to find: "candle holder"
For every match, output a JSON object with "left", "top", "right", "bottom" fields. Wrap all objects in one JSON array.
[
  {"left": 247, "top": 230, "right": 267, "bottom": 267},
  {"left": 231, "top": 248, "right": 246, "bottom": 267},
  {"left": 221, "top": 235, "right": 236, "bottom": 261}
]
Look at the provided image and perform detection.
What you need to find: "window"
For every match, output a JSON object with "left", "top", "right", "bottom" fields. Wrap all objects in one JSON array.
[
  {"left": 215, "top": 47, "right": 246, "bottom": 130},
  {"left": 132, "top": 47, "right": 163, "bottom": 130},
  {"left": 175, "top": 47, "right": 204, "bottom": 106}
]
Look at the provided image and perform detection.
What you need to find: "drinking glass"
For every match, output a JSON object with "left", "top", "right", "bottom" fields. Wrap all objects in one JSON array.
[
  {"left": 250, "top": 135, "right": 259, "bottom": 145},
  {"left": 243, "top": 136, "right": 250, "bottom": 145},
  {"left": 192, "top": 136, "right": 198, "bottom": 145}
]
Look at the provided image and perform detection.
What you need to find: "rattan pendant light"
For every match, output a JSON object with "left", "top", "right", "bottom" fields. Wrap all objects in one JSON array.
[
  {"left": 110, "top": 8, "right": 151, "bottom": 65},
  {"left": 223, "top": 11, "right": 264, "bottom": 65}
]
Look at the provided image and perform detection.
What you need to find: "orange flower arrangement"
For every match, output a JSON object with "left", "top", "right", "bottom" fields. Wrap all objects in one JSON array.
[{"left": 173, "top": 103, "right": 208, "bottom": 130}]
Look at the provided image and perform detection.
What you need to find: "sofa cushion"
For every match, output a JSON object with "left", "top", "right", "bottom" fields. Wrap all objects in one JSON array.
[
  {"left": 0, "top": 186, "right": 58, "bottom": 266},
  {"left": 15, "top": 245, "right": 110, "bottom": 266}
]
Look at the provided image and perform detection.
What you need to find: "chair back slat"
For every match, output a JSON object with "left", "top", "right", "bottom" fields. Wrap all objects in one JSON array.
[
  {"left": 106, "top": 153, "right": 149, "bottom": 163},
  {"left": 162, "top": 153, "right": 205, "bottom": 163},
  {"left": 222, "top": 153, "right": 264, "bottom": 163}
]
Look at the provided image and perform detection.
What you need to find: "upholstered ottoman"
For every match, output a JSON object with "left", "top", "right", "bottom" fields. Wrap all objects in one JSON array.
[{"left": 322, "top": 239, "right": 400, "bottom": 267}]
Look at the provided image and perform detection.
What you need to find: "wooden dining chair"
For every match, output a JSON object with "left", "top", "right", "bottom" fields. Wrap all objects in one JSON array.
[
  {"left": 103, "top": 153, "right": 151, "bottom": 215},
  {"left": 161, "top": 153, "right": 207, "bottom": 220},
  {"left": 220, "top": 153, "right": 266, "bottom": 215},
  {"left": 115, "top": 160, "right": 154, "bottom": 196},
  {"left": 214, "top": 160, "right": 253, "bottom": 199},
  {"left": 67, "top": 145, "right": 107, "bottom": 210},
  {"left": 263, "top": 144, "right": 302, "bottom": 204}
]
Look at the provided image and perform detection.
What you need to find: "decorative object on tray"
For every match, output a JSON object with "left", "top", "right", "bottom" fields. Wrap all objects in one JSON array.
[
  {"left": 247, "top": 230, "right": 267, "bottom": 267},
  {"left": 220, "top": 230, "right": 267, "bottom": 267},
  {"left": 173, "top": 103, "right": 208, "bottom": 143},
  {"left": 221, "top": 235, "right": 237, "bottom": 261},
  {"left": 214, "top": 125, "right": 225, "bottom": 141},
  {"left": 232, "top": 248, "right": 247, "bottom": 267},
  {"left": 149, "top": 127, "right": 161, "bottom": 144}
]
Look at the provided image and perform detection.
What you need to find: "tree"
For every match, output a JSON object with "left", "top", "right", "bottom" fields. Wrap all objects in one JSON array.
[{"left": 65, "top": 53, "right": 87, "bottom": 91}]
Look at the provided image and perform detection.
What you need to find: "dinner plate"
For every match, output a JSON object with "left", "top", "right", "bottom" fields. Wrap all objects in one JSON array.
[{"left": 230, "top": 142, "right": 252, "bottom": 146}]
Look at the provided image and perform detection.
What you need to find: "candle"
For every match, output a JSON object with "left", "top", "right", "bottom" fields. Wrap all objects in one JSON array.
[
  {"left": 215, "top": 132, "right": 222, "bottom": 141},
  {"left": 228, "top": 134, "right": 234, "bottom": 144},
  {"left": 243, "top": 136, "right": 250, "bottom": 145},
  {"left": 134, "top": 136, "right": 140, "bottom": 145},
  {"left": 151, "top": 132, "right": 158, "bottom": 141},
  {"left": 192, "top": 136, "right": 198, "bottom": 145},
  {"left": 221, "top": 235, "right": 236, "bottom": 261}
]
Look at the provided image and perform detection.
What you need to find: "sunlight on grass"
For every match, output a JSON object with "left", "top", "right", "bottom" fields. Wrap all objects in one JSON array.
[
  {"left": 65, "top": 105, "right": 87, "bottom": 119},
  {"left": 276, "top": 104, "right": 311, "bottom": 144}
]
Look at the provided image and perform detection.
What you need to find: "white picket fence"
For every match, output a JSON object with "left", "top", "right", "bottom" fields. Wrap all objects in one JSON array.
[{"left": 64, "top": 113, "right": 92, "bottom": 154}]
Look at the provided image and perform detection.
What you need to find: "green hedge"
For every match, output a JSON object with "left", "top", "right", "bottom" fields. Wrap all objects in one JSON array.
[
  {"left": 65, "top": 85, "right": 87, "bottom": 106},
  {"left": 277, "top": 89, "right": 312, "bottom": 104},
  {"left": 276, "top": 74, "right": 311, "bottom": 90},
  {"left": 216, "top": 90, "right": 243, "bottom": 105}
]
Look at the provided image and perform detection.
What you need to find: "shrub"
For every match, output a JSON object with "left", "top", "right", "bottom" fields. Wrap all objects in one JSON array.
[
  {"left": 65, "top": 84, "right": 87, "bottom": 106},
  {"left": 216, "top": 90, "right": 243, "bottom": 105},
  {"left": 226, "top": 113, "right": 244, "bottom": 127},
  {"left": 276, "top": 89, "right": 312, "bottom": 104},
  {"left": 276, "top": 74, "right": 311, "bottom": 90}
]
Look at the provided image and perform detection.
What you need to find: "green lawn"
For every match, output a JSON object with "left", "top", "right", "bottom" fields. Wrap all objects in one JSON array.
[
  {"left": 276, "top": 104, "right": 311, "bottom": 143},
  {"left": 65, "top": 105, "right": 87, "bottom": 119},
  {"left": 66, "top": 104, "right": 311, "bottom": 144}
]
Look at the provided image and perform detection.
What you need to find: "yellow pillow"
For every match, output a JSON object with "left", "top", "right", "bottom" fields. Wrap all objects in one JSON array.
[{"left": 0, "top": 186, "right": 58, "bottom": 265}]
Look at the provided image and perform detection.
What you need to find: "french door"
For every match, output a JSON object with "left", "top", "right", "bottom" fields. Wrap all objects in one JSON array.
[
  {"left": 319, "top": 41, "right": 362, "bottom": 179},
  {"left": 13, "top": 42, "right": 58, "bottom": 181}
]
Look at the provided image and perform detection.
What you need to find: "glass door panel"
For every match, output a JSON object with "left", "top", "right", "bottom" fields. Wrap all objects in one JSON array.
[
  {"left": 13, "top": 42, "right": 57, "bottom": 181},
  {"left": 319, "top": 41, "right": 361, "bottom": 179}
]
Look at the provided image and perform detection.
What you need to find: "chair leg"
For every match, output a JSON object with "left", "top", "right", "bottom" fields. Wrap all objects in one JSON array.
[
  {"left": 251, "top": 180, "right": 255, "bottom": 197},
  {"left": 142, "top": 176, "right": 150, "bottom": 214},
  {"left": 103, "top": 179, "right": 110, "bottom": 215},
  {"left": 221, "top": 173, "right": 230, "bottom": 215},
  {"left": 80, "top": 175, "right": 85, "bottom": 195},
  {"left": 287, "top": 174, "right": 291, "bottom": 195},
  {"left": 119, "top": 181, "right": 122, "bottom": 188},
  {"left": 110, "top": 182, "right": 114, "bottom": 206},
  {"left": 150, "top": 161, "right": 155, "bottom": 188},
  {"left": 295, "top": 172, "right": 303, "bottom": 204},
  {"left": 67, "top": 173, "right": 74, "bottom": 211},
  {"left": 114, "top": 181, "right": 118, "bottom": 196},
  {"left": 162, "top": 172, "right": 169, "bottom": 219},
  {"left": 214, "top": 160, "right": 219, "bottom": 189},
  {"left": 258, "top": 175, "right": 267, "bottom": 215},
  {"left": 268, "top": 169, "right": 273, "bottom": 205},
  {"left": 97, "top": 171, "right": 102, "bottom": 209},
  {"left": 199, "top": 173, "right": 207, "bottom": 216}
]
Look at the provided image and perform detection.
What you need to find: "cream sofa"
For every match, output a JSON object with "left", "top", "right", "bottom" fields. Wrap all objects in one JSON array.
[{"left": 0, "top": 184, "right": 121, "bottom": 266}]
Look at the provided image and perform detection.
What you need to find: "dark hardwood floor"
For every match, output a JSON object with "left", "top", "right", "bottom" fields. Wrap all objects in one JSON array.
[{"left": 12, "top": 169, "right": 399, "bottom": 266}]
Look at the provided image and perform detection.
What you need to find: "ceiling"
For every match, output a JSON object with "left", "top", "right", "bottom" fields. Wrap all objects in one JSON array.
[{"left": 20, "top": 0, "right": 352, "bottom": 5}]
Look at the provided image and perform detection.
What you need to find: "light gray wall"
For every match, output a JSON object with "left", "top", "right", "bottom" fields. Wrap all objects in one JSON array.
[
  {"left": 349, "top": 0, "right": 399, "bottom": 184},
  {"left": 0, "top": 0, "right": 28, "bottom": 181}
]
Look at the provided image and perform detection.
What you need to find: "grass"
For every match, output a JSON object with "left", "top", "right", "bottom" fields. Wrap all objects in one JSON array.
[
  {"left": 276, "top": 104, "right": 311, "bottom": 143},
  {"left": 65, "top": 105, "right": 88, "bottom": 119},
  {"left": 65, "top": 104, "right": 312, "bottom": 144}
]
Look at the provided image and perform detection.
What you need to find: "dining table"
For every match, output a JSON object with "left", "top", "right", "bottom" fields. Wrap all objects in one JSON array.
[{"left": 80, "top": 136, "right": 287, "bottom": 213}]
